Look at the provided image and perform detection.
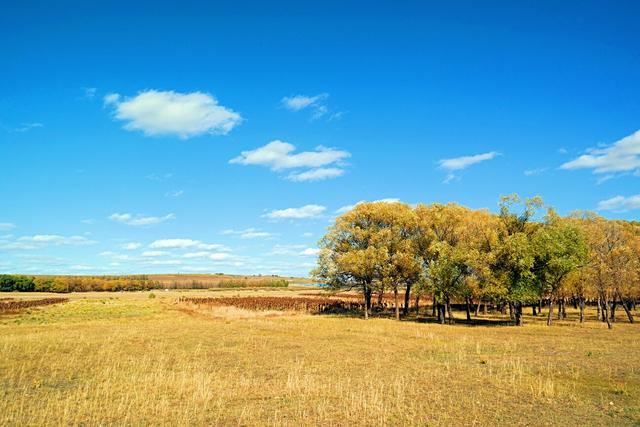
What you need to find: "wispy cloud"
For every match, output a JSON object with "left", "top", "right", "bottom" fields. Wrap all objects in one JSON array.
[
  {"left": 561, "top": 129, "right": 640, "bottom": 176},
  {"left": 230, "top": 140, "right": 350, "bottom": 182},
  {"left": 104, "top": 90, "right": 242, "bottom": 139},
  {"left": 82, "top": 87, "right": 97, "bottom": 99},
  {"left": 148, "top": 239, "right": 226, "bottom": 251},
  {"left": 0, "top": 223, "right": 16, "bottom": 230},
  {"left": 221, "top": 228, "right": 275, "bottom": 239},
  {"left": 13, "top": 234, "right": 97, "bottom": 248},
  {"left": 165, "top": 190, "right": 184, "bottom": 198},
  {"left": 438, "top": 151, "right": 500, "bottom": 183},
  {"left": 524, "top": 168, "right": 547, "bottom": 176},
  {"left": 597, "top": 194, "right": 640, "bottom": 212},
  {"left": 12, "top": 122, "right": 43, "bottom": 133},
  {"left": 141, "top": 250, "right": 170, "bottom": 257},
  {"left": 300, "top": 248, "right": 320, "bottom": 256},
  {"left": 286, "top": 167, "right": 345, "bottom": 182},
  {"left": 109, "top": 212, "right": 175, "bottom": 226},
  {"left": 264, "top": 204, "right": 326, "bottom": 220},
  {"left": 120, "top": 242, "right": 141, "bottom": 250},
  {"left": 146, "top": 172, "right": 173, "bottom": 181}
]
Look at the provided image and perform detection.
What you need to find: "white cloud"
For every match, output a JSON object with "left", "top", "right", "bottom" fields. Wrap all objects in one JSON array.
[
  {"left": 146, "top": 172, "right": 173, "bottom": 181},
  {"left": 99, "top": 251, "right": 131, "bottom": 261},
  {"left": 267, "top": 244, "right": 306, "bottom": 256},
  {"left": 287, "top": 167, "right": 345, "bottom": 182},
  {"left": 281, "top": 93, "right": 328, "bottom": 111},
  {"left": 82, "top": 87, "right": 97, "bottom": 98},
  {"left": 104, "top": 90, "right": 242, "bottom": 139},
  {"left": 336, "top": 198, "right": 400, "bottom": 214},
  {"left": 149, "top": 238, "right": 226, "bottom": 251},
  {"left": 300, "top": 248, "right": 320, "bottom": 256},
  {"left": 120, "top": 242, "right": 141, "bottom": 250},
  {"left": 438, "top": 151, "right": 500, "bottom": 184},
  {"left": 0, "top": 223, "right": 16, "bottom": 230},
  {"left": 597, "top": 194, "right": 640, "bottom": 212},
  {"left": 103, "top": 93, "right": 120, "bottom": 105},
  {"left": 182, "top": 251, "right": 212, "bottom": 258},
  {"left": 241, "top": 231, "right": 273, "bottom": 239},
  {"left": 210, "top": 253, "right": 233, "bottom": 261},
  {"left": 81, "top": 219, "right": 95, "bottom": 225},
  {"left": 524, "top": 168, "right": 547, "bottom": 176},
  {"left": 17, "top": 235, "right": 97, "bottom": 246},
  {"left": 70, "top": 264, "right": 93, "bottom": 271},
  {"left": 561, "top": 130, "right": 640, "bottom": 175},
  {"left": 165, "top": 190, "right": 184, "bottom": 198},
  {"left": 438, "top": 151, "right": 500, "bottom": 171},
  {"left": 109, "top": 212, "right": 175, "bottom": 226},
  {"left": 221, "top": 228, "right": 275, "bottom": 239},
  {"left": 141, "top": 250, "right": 170, "bottom": 257},
  {"left": 264, "top": 204, "right": 326, "bottom": 219},
  {"left": 230, "top": 140, "right": 350, "bottom": 171},
  {"left": 13, "top": 122, "right": 43, "bottom": 133}
]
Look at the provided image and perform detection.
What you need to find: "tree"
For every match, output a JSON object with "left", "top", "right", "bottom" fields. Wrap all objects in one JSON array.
[
  {"left": 532, "top": 210, "right": 588, "bottom": 325},
  {"left": 313, "top": 201, "right": 418, "bottom": 319},
  {"left": 492, "top": 194, "right": 543, "bottom": 326}
]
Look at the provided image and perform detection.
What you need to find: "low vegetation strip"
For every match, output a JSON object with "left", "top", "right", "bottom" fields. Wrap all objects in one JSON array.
[
  {"left": 0, "top": 274, "right": 290, "bottom": 292},
  {"left": 179, "top": 296, "right": 363, "bottom": 313},
  {"left": 0, "top": 297, "right": 69, "bottom": 313}
]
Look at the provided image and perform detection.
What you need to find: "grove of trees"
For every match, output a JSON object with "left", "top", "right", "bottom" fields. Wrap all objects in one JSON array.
[{"left": 313, "top": 195, "right": 640, "bottom": 328}]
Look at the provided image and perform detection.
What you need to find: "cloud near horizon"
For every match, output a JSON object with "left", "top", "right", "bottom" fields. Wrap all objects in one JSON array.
[
  {"left": 109, "top": 213, "right": 175, "bottom": 226},
  {"left": 104, "top": 90, "right": 242, "bottom": 139},
  {"left": 263, "top": 204, "right": 326, "bottom": 219},
  {"left": 597, "top": 194, "right": 640, "bottom": 212}
]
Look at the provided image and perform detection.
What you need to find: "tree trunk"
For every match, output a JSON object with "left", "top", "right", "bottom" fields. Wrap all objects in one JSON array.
[
  {"left": 601, "top": 293, "right": 612, "bottom": 329},
  {"left": 394, "top": 287, "right": 400, "bottom": 321},
  {"left": 437, "top": 304, "right": 445, "bottom": 324},
  {"left": 403, "top": 284, "right": 411, "bottom": 316},
  {"left": 617, "top": 291, "right": 634, "bottom": 324},
  {"left": 415, "top": 295, "right": 420, "bottom": 315},
  {"left": 362, "top": 286, "right": 369, "bottom": 320},
  {"left": 572, "top": 297, "right": 578, "bottom": 309},
  {"left": 514, "top": 303, "right": 523, "bottom": 326},
  {"left": 483, "top": 302, "right": 487, "bottom": 315},
  {"left": 446, "top": 297, "right": 454, "bottom": 324},
  {"left": 611, "top": 297, "right": 617, "bottom": 323},
  {"left": 432, "top": 295, "right": 437, "bottom": 317},
  {"left": 547, "top": 298, "right": 554, "bottom": 326},
  {"left": 579, "top": 297, "right": 585, "bottom": 323},
  {"left": 465, "top": 298, "right": 472, "bottom": 321},
  {"left": 597, "top": 297, "right": 602, "bottom": 321},
  {"left": 532, "top": 304, "right": 537, "bottom": 316},
  {"left": 561, "top": 298, "right": 567, "bottom": 319},
  {"left": 475, "top": 301, "right": 481, "bottom": 317},
  {"left": 377, "top": 289, "right": 384, "bottom": 307},
  {"left": 508, "top": 302, "right": 514, "bottom": 320}
]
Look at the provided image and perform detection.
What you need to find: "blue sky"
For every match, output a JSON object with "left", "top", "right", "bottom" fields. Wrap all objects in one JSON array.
[{"left": 1, "top": 1, "right": 639, "bottom": 276}]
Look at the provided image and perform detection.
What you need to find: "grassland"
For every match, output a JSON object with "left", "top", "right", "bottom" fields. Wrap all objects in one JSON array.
[{"left": 1, "top": 289, "right": 639, "bottom": 426}]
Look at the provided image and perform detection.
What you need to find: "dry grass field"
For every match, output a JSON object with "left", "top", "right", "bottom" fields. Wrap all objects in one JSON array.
[{"left": 1, "top": 289, "right": 639, "bottom": 426}]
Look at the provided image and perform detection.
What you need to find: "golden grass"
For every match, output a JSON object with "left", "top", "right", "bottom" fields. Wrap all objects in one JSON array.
[{"left": 0, "top": 290, "right": 639, "bottom": 426}]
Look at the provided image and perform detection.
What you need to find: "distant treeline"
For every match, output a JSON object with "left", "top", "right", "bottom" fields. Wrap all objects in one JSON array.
[{"left": 0, "top": 274, "right": 289, "bottom": 292}]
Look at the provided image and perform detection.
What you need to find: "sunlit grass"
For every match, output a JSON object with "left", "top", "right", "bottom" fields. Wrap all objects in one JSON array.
[{"left": 0, "top": 290, "right": 638, "bottom": 426}]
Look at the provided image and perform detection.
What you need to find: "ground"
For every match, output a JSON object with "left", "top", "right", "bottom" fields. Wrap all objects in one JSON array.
[{"left": 1, "top": 289, "right": 639, "bottom": 426}]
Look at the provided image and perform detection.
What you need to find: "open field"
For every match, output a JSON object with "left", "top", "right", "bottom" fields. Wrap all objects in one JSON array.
[{"left": 1, "top": 289, "right": 639, "bottom": 426}]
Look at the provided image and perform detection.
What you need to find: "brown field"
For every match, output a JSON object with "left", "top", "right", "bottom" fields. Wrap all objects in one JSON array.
[{"left": 0, "top": 289, "right": 639, "bottom": 426}]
